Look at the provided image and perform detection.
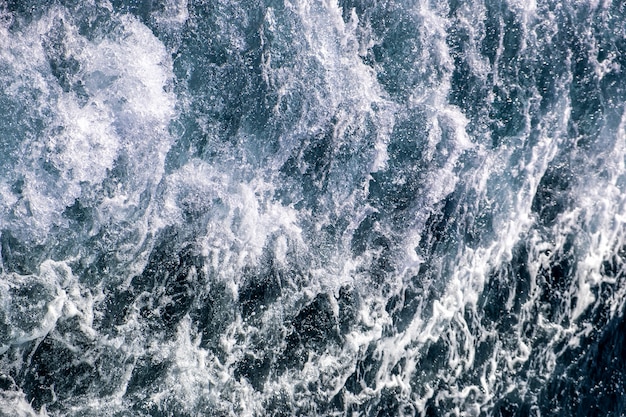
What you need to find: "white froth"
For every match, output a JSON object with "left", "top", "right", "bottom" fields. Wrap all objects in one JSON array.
[
  {"left": 0, "top": 390, "right": 49, "bottom": 417},
  {"left": 0, "top": 8, "right": 175, "bottom": 243},
  {"left": 1, "top": 1, "right": 626, "bottom": 415},
  {"left": 0, "top": 259, "right": 98, "bottom": 356},
  {"left": 159, "top": 159, "right": 304, "bottom": 283}
]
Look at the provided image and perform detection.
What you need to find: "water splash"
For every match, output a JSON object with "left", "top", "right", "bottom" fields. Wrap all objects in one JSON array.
[{"left": 1, "top": 0, "right": 626, "bottom": 415}]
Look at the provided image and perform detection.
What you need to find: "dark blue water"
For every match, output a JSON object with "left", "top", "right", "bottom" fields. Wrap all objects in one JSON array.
[{"left": 1, "top": 0, "right": 625, "bottom": 415}]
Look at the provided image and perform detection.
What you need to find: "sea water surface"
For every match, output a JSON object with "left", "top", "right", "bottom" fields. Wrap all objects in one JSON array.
[{"left": 1, "top": 0, "right": 626, "bottom": 416}]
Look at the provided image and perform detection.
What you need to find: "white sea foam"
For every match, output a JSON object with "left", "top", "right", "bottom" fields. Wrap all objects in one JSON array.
[
  {"left": 0, "top": 8, "right": 175, "bottom": 244},
  {"left": 0, "top": 259, "right": 99, "bottom": 356},
  {"left": 158, "top": 159, "right": 304, "bottom": 287},
  {"left": 1, "top": 0, "right": 626, "bottom": 415},
  {"left": 0, "top": 389, "right": 49, "bottom": 417}
]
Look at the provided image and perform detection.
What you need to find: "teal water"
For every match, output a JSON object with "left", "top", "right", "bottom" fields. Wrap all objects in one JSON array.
[{"left": 1, "top": 1, "right": 626, "bottom": 415}]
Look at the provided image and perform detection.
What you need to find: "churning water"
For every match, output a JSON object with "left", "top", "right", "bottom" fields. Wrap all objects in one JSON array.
[{"left": 1, "top": 0, "right": 625, "bottom": 415}]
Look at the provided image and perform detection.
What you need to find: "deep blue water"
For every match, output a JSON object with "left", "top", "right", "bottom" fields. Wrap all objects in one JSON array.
[{"left": 1, "top": 0, "right": 626, "bottom": 415}]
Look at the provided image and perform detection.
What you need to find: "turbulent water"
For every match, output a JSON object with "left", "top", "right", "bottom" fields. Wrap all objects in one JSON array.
[{"left": 0, "top": 0, "right": 625, "bottom": 415}]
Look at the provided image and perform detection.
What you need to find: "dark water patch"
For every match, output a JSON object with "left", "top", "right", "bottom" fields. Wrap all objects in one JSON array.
[
  {"left": 125, "top": 356, "right": 169, "bottom": 397},
  {"left": 239, "top": 263, "right": 283, "bottom": 321},
  {"left": 1, "top": 231, "right": 46, "bottom": 275},
  {"left": 20, "top": 322, "right": 96, "bottom": 412},
  {"left": 531, "top": 161, "right": 573, "bottom": 228},
  {"left": 235, "top": 353, "right": 272, "bottom": 391},
  {"left": 190, "top": 280, "right": 234, "bottom": 357},
  {"left": 539, "top": 306, "right": 626, "bottom": 416},
  {"left": 344, "top": 343, "right": 380, "bottom": 395},
  {"left": 280, "top": 293, "right": 341, "bottom": 372}
]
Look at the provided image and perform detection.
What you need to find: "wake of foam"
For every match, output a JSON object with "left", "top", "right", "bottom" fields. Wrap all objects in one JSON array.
[{"left": 1, "top": 0, "right": 626, "bottom": 415}]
